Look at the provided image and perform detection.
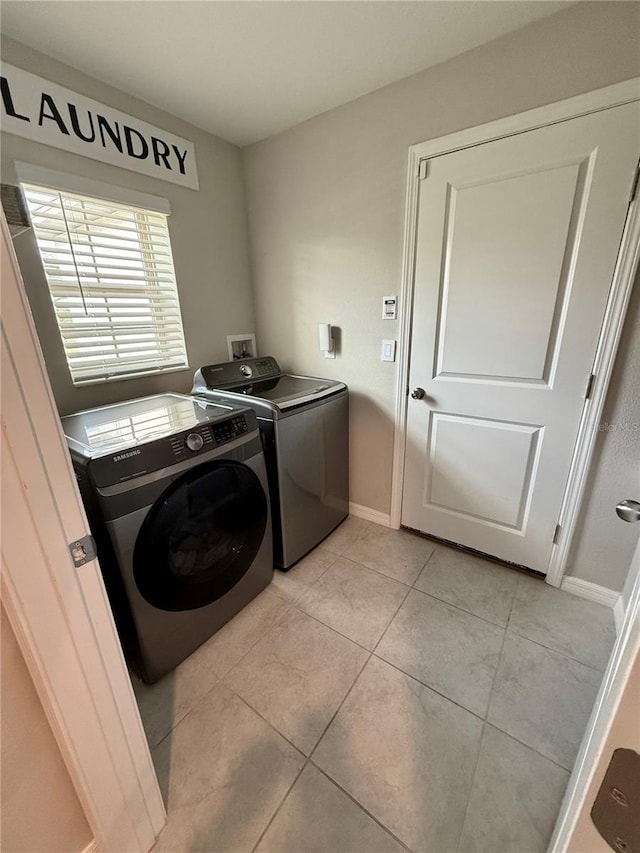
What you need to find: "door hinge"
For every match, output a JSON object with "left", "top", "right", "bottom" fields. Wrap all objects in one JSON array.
[
  {"left": 629, "top": 161, "right": 640, "bottom": 203},
  {"left": 418, "top": 159, "right": 429, "bottom": 180},
  {"left": 69, "top": 534, "right": 97, "bottom": 568},
  {"left": 553, "top": 524, "right": 561, "bottom": 545},
  {"left": 585, "top": 373, "right": 596, "bottom": 400}
]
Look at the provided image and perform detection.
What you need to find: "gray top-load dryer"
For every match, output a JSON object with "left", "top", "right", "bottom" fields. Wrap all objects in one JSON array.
[{"left": 192, "top": 356, "right": 349, "bottom": 569}]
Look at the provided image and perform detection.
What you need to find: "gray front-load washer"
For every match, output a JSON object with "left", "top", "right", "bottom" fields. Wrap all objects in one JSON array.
[
  {"left": 192, "top": 357, "right": 349, "bottom": 569},
  {"left": 62, "top": 393, "right": 273, "bottom": 683}
]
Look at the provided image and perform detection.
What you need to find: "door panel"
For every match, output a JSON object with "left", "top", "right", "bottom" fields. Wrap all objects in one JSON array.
[
  {"left": 427, "top": 413, "right": 541, "bottom": 531},
  {"left": 402, "top": 102, "right": 639, "bottom": 571},
  {"left": 438, "top": 162, "right": 582, "bottom": 382}
]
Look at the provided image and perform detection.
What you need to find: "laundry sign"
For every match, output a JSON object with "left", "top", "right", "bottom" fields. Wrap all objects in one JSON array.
[{"left": 0, "top": 63, "right": 199, "bottom": 190}]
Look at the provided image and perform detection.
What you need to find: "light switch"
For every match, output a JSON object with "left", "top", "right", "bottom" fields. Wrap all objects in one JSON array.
[{"left": 381, "top": 339, "right": 396, "bottom": 362}]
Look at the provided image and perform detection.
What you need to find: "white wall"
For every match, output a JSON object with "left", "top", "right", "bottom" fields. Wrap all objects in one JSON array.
[
  {"left": 1, "top": 36, "right": 255, "bottom": 416},
  {"left": 243, "top": 2, "right": 640, "bottom": 589},
  {"left": 1, "top": 606, "right": 92, "bottom": 852}
]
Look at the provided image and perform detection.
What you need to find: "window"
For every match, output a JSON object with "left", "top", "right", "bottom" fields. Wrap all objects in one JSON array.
[{"left": 22, "top": 183, "right": 188, "bottom": 385}]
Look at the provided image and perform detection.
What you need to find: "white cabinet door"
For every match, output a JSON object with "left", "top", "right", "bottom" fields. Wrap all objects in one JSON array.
[{"left": 402, "top": 102, "right": 639, "bottom": 572}]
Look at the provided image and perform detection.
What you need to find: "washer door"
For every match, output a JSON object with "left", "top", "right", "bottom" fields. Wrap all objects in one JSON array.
[{"left": 133, "top": 460, "right": 268, "bottom": 611}]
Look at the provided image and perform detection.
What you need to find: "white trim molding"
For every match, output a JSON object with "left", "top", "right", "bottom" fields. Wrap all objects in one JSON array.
[
  {"left": 549, "top": 539, "right": 640, "bottom": 851},
  {"left": 561, "top": 576, "right": 620, "bottom": 609},
  {"left": 546, "top": 186, "right": 640, "bottom": 587},
  {"left": 14, "top": 160, "right": 172, "bottom": 214},
  {"left": 391, "top": 78, "right": 640, "bottom": 600},
  {"left": 614, "top": 597, "right": 626, "bottom": 636},
  {"left": 349, "top": 502, "right": 392, "bottom": 528}
]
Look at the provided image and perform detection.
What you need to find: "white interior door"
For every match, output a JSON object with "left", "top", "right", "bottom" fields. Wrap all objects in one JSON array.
[{"left": 402, "top": 102, "right": 640, "bottom": 572}]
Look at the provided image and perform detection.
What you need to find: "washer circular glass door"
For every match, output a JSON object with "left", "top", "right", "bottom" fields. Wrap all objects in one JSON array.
[{"left": 133, "top": 460, "right": 268, "bottom": 611}]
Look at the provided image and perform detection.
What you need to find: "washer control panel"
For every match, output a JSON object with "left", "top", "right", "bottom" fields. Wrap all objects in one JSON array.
[
  {"left": 200, "top": 356, "right": 280, "bottom": 389},
  {"left": 212, "top": 414, "right": 249, "bottom": 445}
]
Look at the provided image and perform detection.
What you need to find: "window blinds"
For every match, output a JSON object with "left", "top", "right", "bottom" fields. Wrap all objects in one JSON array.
[{"left": 23, "top": 184, "right": 188, "bottom": 385}]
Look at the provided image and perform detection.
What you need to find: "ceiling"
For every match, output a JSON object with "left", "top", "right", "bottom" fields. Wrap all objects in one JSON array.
[{"left": 1, "top": 1, "right": 574, "bottom": 146}]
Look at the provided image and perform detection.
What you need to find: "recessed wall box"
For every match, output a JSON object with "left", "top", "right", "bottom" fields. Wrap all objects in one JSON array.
[{"left": 227, "top": 333, "right": 256, "bottom": 360}]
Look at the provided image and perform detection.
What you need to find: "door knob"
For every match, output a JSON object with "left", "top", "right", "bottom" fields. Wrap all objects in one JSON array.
[
  {"left": 411, "top": 387, "right": 426, "bottom": 400},
  {"left": 615, "top": 499, "right": 640, "bottom": 523}
]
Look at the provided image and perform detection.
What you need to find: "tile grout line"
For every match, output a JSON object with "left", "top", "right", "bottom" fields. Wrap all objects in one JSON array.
[
  {"left": 453, "top": 721, "right": 491, "bottom": 853},
  {"left": 308, "top": 648, "right": 374, "bottom": 764},
  {"left": 222, "top": 589, "right": 297, "bottom": 673},
  {"left": 481, "top": 582, "right": 582, "bottom": 773},
  {"left": 250, "top": 646, "right": 382, "bottom": 850},
  {"left": 406, "top": 583, "right": 514, "bottom": 630},
  {"left": 369, "top": 652, "right": 491, "bottom": 725},
  {"left": 290, "top": 604, "right": 376, "bottom": 654},
  {"left": 318, "top": 549, "right": 418, "bottom": 590},
  {"left": 484, "top": 606, "right": 512, "bottom": 721},
  {"left": 147, "top": 532, "right": 375, "bottom": 755},
  {"left": 149, "top": 589, "right": 296, "bottom": 753},
  {"left": 269, "top": 550, "right": 339, "bottom": 605},
  {"left": 508, "top": 574, "right": 614, "bottom": 671},
  {"left": 249, "top": 757, "right": 309, "bottom": 853},
  {"left": 481, "top": 579, "right": 518, "bottom": 729},
  {"left": 483, "top": 720, "right": 575, "bottom": 774},
  {"left": 235, "top": 601, "right": 505, "bottom": 746},
  {"left": 226, "top": 689, "right": 316, "bottom": 853},
  {"left": 230, "top": 547, "right": 423, "bottom": 850},
  {"left": 150, "top": 675, "right": 223, "bottom": 754},
  {"left": 371, "top": 574, "right": 416, "bottom": 655},
  {"left": 453, "top": 579, "right": 521, "bottom": 852},
  {"left": 228, "top": 689, "right": 309, "bottom": 757},
  {"left": 308, "top": 762, "right": 414, "bottom": 852},
  {"left": 506, "top": 626, "right": 611, "bottom": 674}
]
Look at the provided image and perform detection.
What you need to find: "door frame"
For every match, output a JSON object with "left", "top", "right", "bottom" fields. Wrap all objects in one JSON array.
[
  {"left": 1, "top": 213, "right": 166, "bottom": 851},
  {"left": 390, "top": 77, "right": 640, "bottom": 587},
  {"left": 549, "top": 537, "right": 640, "bottom": 851}
]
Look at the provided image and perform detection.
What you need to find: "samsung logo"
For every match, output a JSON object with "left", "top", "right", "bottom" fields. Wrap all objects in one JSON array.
[{"left": 113, "top": 449, "right": 141, "bottom": 462}]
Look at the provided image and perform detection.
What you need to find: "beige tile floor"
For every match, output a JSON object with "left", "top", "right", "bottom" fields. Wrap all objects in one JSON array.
[{"left": 133, "top": 518, "right": 616, "bottom": 853}]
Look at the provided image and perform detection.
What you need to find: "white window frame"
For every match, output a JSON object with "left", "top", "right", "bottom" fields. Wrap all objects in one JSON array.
[{"left": 15, "top": 162, "right": 189, "bottom": 386}]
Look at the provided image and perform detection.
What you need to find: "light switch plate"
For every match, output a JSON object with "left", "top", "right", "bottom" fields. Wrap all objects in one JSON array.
[{"left": 381, "top": 339, "right": 396, "bottom": 362}]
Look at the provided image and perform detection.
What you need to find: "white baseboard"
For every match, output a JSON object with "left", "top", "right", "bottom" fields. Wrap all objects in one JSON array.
[
  {"left": 349, "top": 502, "right": 393, "bottom": 528},
  {"left": 81, "top": 841, "right": 99, "bottom": 853},
  {"left": 560, "top": 576, "right": 620, "bottom": 610},
  {"left": 613, "top": 596, "right": 625, "bottom": 635}
]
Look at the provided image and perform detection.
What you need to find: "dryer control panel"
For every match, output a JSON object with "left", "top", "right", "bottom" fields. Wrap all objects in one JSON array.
[{"left": 87, "top": 411, "right": 257, "bottom": 487}]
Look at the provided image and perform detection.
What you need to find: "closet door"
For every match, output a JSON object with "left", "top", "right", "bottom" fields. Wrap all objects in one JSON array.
[{"left": 402, "top": 101, "right": 639, "bottom": 572}]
